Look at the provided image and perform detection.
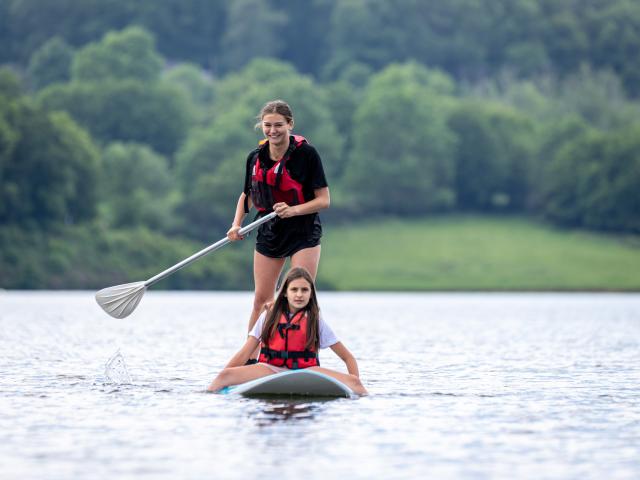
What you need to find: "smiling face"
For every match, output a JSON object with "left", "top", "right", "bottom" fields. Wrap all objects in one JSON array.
[
  {"left": 262, "top": 113, "right": 293, "bottom": 149},
  {"left": 285, "top": 277, "right": 312, "bottom": 313}
]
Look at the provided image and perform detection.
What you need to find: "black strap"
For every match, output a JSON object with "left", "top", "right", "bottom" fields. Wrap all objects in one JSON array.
[
  {"left": 277, "top": 321, "right": 300, "bottom": 339},
  {"left": 259, "top": 347, "right": 318, "bottom": 361},
  {"left": 274, "top": 139, "right": 297, "bottom": 190}
]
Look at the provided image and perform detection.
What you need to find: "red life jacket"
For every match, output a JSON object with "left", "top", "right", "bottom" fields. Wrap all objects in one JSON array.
[
  {"left": 248, "top": 135, "right": 307, "bottom": 213},
  {"left": 258, "top": 310, "right": 319, "bottom": 369}
]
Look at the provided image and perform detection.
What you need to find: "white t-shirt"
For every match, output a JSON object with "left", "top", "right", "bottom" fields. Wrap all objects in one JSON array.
[{"left": 250, "top": 310, "right": 339, "bottom": 349}]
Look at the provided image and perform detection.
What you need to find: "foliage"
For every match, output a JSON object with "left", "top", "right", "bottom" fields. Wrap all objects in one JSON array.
[
  {"left": 4, "top": 1, "right": 640, "bottom": 97},
  {"left": 3, "top": 2, "right": 640, "bottom": 290},
  {"left": 0, "top": 98, "right": 100, "bottom": 227},
  {"left": 71, "top": 26, "right": 163, "bottom": 83},
  {"left": 163, "top": 63, "right": 215, "bottom": 123},
  {"left": 541, "top": 125, "right": 640, "bottom": 232},
  {"left": 555, "top": 66, "right": 640, "bottom": 130},
  {"left": 340, "top": 63, "right": 457, "bottom": 215},
  {"left": 37, "top": 79, "right": 192, "bottom": 156},
  {"left": 448, "top": 100, "right": 538, "bottom": 211},
  {"left": 528, "top": 115, "right": 594, "bottom": 212},
  {"left": 0, "top": 223, "right": 254, "bottom": 289},
  {"left": 175, "top": 105, "right": 256, "bottom": 239},
  {"left": 2, "top": 0, "right": 139, "bottom": 63},
  {"left": 0, "top": 67, "right": 23, "bottom": 98},
  {"left": 99, "top": 142, "right": 176, "bottom": 231},
  {"left": 219, "top": 0, "right": 287, "bottom": 72},
  {"left": 33, "top": 27, "right": 194, "bottom": 155},
  {"left": 27, "top": 37, "right": 74, "bottom": 90},
  {"left": 134, "top": 0, "right": 226, "bottom": 69},
  {"left": 581, "top": 0, "right": 640, "bottom": 96}
]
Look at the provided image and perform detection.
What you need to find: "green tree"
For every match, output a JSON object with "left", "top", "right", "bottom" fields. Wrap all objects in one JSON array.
[
  {"left": 175, "top": 105, "right": 255, "bottom": 239},
  {"left": 0, "top": 101, "right": 20, "bottom": 182},
  {"left": 275, "top": 0, "right": 333, "bottom": 76},
  {"left": 556, "top": 66, "right": 640, "bottom": 130},
  {"left": 38, "top": 80, "right": 192, "bottom": 156},
  {"left": 448, "top": 100, "right": 537, "bottom": 211},
  {"left": 100, "top": 142, "right": 176, "bottom": 230},
  {"left": 212, "top": 59, "right": 300, "bottom": 112},
  {"left": 541, "top": 125, "right": 640, "bottom": 232},
  {"left": 539, "top": 4, "right": 589, "bottom": 75},
  {"left": 341, "top": 63, "right": 457, "bottom": 215},
  {"left": 0, "top": 67, "right": 23, "bottom": 99},
  {"left": 582, "top": 0, "right": 640, "bottom": 96},
  {"left": 27, "top": 37, "right": 75, "bottom": 90},
  {"left": 3, "top": 0, "right": 138, "bottom": 62},
  {"left": 529, "top": 115, "right": 593, "bottom": 212},
  {"left": 135, "top": 0, "right": 226, "bottom": 70},
  {"left": 72, "top": 26, "right": 163, "bottom": 83},
  {"left": 220, "top": 0, "right": 287, "bottom": 72},
  {"left": 163, "top": 63, "right": 215, "bottom": 123},
  {"left": 0, "top": 99, "right": 100, "bottom": 226},
  {"left": 0, "top": 0, "right": 11, "bottom": 63}
]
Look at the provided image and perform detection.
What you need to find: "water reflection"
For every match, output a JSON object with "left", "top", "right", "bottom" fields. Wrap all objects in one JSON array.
[{"left": 250, "top": 399, "right": 328, "bottom": 426}]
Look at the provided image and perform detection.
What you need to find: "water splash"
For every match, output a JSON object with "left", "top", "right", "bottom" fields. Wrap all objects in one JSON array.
[{"left": 104, "top": 349, "right": 132, "bottom": 385}]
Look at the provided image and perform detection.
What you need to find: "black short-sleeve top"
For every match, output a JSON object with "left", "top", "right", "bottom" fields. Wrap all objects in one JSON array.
[
  {"left": 243, "top": 138, "right": 328, "bottom": 202},
  {"left": 242, "top": 137, "right": 329, "bottom": 257}
]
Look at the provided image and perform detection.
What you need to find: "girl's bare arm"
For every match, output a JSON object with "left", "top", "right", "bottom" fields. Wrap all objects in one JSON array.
[
  {"left": 329, "top": 341, "right": 360, "bottom": 377},
  {"left": 224, "top": 336, "right": 260, "bottom": 368}
]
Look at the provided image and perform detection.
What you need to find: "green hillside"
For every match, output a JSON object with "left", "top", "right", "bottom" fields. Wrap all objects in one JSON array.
[{"left": 318, "top": 216, "right": 640, "bottom": 291}]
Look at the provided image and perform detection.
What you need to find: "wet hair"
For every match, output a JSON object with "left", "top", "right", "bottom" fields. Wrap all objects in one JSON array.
[
  {"left": 254, "top": 99, "right": 294, "bottom": 129},
  {"left": 260, "top": 267, "right": 319, "bottom": 350}
]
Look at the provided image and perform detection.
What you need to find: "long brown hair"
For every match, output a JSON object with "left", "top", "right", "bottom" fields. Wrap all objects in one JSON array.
[{"left": 260, "top": 267, "right": 319, "bottom": 350}]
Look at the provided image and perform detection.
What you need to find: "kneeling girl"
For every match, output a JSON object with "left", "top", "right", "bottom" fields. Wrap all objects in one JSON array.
[{"left": 207, "top": 267, "right": 367, "bottom": 395}]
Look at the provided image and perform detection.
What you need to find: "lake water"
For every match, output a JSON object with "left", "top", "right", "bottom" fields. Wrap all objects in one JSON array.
[{"left": 1, "top": 291, "right": 639, "bottom": 480}]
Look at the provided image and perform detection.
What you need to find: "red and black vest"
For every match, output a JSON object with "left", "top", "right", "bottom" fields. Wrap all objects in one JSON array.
[
  {"left": 258, "top": 310, "right": 319, "bottom": 369},
  {"left": 248, "top": 135, "right": 307, "bottom": 213}
]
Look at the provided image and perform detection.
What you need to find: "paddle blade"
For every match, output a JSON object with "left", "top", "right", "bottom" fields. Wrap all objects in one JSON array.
[{"left": 95, "top": 281, "right": 146, "bottom": 319}]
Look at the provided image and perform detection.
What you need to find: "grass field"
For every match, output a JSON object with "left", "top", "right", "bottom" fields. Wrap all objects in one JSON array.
[{"left": 316, "top": 216, "right": 640, "bottom": 291}]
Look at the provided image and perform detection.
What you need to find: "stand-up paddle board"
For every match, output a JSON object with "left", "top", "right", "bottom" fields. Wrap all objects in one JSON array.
[{"left": 219, "top": 370, "right": 353, "bottom": 398}]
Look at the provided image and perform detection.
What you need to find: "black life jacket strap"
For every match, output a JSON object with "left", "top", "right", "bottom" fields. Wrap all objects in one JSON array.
[
  {"left": 277, "top": 321, "right": 300, "bottom": 339},
  {"left": 259, "top": 347, "right": 318, "bottom": 361},
  {"left": 274, "top": 139, "right": 297, "bottom": 190}
]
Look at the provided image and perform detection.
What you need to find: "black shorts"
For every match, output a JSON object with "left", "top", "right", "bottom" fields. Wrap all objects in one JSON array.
[{"left": 255, "top": 214, "right": 322, "bottom": 258}]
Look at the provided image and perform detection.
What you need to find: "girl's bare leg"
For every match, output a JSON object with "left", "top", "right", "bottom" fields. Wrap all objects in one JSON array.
[
  {"left": 247, "top": 251, "right": 286, "bottom": 359},
  {"left": 207, "top": 364, "right": 275, "bottom": 392},
  {"left": 291, "top": 245, "right": 321, "bottom": 280},
  {"left": 308, "top": 366, "right": 368, "bottom": 396},
  {"left": 250, "top": 251, "right": 286, "bottom": 330}
]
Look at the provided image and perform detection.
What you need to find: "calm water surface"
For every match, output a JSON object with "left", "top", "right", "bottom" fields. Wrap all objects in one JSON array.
[{"left": 1, "top": 291, "right": 639, "bottom": 479}]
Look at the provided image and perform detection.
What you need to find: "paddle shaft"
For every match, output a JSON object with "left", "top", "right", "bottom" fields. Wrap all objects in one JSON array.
[{"left": 144, "top": 212, "right": 277, "bottom": 288}]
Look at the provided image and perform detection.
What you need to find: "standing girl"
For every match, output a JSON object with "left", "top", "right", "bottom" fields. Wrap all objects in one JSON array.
[
  {"left": 227, "top": 100, "right": 330, "bottom": 362},
  {"left": 207, "top": 267, "right": 367, "bottom": 395}
]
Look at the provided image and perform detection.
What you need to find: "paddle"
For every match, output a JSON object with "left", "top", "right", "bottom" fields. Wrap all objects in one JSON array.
[{"left": 95, "top": 212, "right": 277, "bottom": 319}]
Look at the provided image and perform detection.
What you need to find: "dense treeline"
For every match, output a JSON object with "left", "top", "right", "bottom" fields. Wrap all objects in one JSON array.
[
  {"left": 4, "top": 0, "right": 640, "bottom": 96},
  {"left": 1, "top": 0, "right": 639, "bottom": 289}
]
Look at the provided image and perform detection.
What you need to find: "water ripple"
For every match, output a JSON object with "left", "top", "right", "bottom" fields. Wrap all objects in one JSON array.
[{"left": 1, "top": 291, "right": 639, "bottom": 479}]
